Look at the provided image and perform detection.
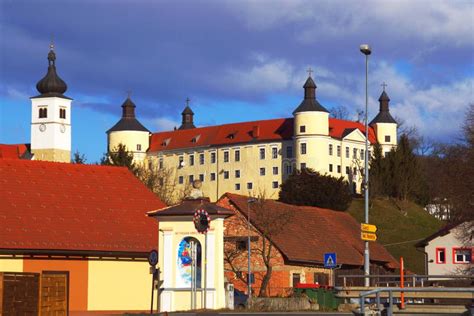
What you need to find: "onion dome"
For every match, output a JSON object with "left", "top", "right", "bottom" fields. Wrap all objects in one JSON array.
[
  {"left": 34, "top": 44, "right": 69, "bottom": 99},
  {"left": 293, "top": 75, "right": 329, "bottom": 114},
  {"left": 370, "top": 89, "right": 397, "bottom": 125},
  {"left": 179, "top": 98, "right": 196, "bottom": 130},
  {"left": 107, "top": 96, "right": 150, "bottom": 133}
]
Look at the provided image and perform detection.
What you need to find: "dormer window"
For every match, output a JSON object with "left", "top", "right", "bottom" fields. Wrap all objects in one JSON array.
[
  {"left": 227, "top": 131, "right": 238, "bottom": 139},
  {"left": 59, "top": 108, "right": 66, "bottom": 119},
  {"left": 191, "top": 135, "right": 201, "bottom": 143},
  {"left": 162, "top": 138, "right": 171, "bottom": 147},
  {"left": 39, "top": 107, "right": 47, "bottom": 118}
]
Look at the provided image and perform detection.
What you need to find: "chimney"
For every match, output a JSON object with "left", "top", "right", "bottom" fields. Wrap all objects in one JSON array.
[{"left": 252, "top": 125, "right": 260, "bottom": 139}]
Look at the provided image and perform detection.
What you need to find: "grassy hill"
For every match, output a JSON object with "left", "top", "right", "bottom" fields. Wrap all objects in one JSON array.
[{"left": 348, "top": 198, "right": 443, "bottom": 274}]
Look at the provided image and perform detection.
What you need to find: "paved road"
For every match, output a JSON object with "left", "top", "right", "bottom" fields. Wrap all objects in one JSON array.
[{"left": 161, "top": 313, "right": 352, "bottom": 316}]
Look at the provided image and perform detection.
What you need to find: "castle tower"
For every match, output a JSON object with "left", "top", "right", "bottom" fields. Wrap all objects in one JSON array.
[
  {"left": 107, "top": 95, "right": 150, "bottom": 161},
  {"left": 30, "top": 44, "right": 72, "bottom": 163},
  {"left": 293, "top": 72, "right": 330, "bottom": 171},
  {"left": 179, "top": 98, "right": 196, "bottom": 130},
  {"left": 369, "top": 86, "right": 398, "bottom": 155}
]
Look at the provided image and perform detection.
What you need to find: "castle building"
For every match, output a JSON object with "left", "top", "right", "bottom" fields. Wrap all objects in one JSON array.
[
  {"left": 108, "top": 75, "right": 397, "bottom": 202},
  {"left": 30, "top": 44, "right": 72, "bottom": 163}
]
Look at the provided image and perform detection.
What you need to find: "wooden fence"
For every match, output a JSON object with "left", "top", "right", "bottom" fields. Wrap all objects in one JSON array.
[{"left": 0, "top": 272, "right": 68, "bottom": 315}]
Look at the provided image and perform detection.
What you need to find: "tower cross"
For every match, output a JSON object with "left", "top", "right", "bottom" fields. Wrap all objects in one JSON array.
[
  {"left": 381, "top": 82, "right": 388, "bottom": 91},
  {"left": 307, "top": 67, "right": 313, "bottom": 78},
  {"left": 186, "top": 97, "right": 190, "bottom": 107},
  {"left": 127, "top": 90, "right": 132, "bottom": 98}
]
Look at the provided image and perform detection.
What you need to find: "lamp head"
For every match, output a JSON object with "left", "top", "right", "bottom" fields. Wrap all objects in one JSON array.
[{"left": 360, "top": 44, "right": 372, "bottom": 55}]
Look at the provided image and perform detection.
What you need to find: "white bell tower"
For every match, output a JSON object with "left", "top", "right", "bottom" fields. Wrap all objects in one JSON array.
[{"left": 30, "top": 44, "right": 72, "bottom": 163}]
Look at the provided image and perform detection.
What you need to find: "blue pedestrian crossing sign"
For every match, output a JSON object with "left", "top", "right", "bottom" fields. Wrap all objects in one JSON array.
[{"left": 324, "top": 253, "right": 337, "bottom": 268}]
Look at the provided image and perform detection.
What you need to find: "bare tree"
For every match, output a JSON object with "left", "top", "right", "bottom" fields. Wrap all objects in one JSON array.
[
  {"left": 136, "top": 164, "right": 190, "bottom": 205},
  {"left": 330, "top": 105, "right": 350, "bottom": 120}
]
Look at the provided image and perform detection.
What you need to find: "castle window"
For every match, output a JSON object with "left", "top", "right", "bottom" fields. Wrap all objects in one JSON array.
[
  {"left": 286, "top": 146, "right": 293, "bottom": 158},
  {"left": 346, "top": 166, "right": 350, "bottom": 175},
  {"left": 189, "top": 175, "right": 194, "bottom": 183},
  {"left": 329, "top": 144, "right": 333, "bottom": 156},
  {"left": 211, "top": 152, "right": 216, "bottom": 163},
  {"left": 137, "top": 144, "right": 142, "bottom": 151},
  {"left": 224, "top": 151, "right": 229, "bottom": 163},
  {"left": 272, "top": 147, "right": 278, "bottom": 159},
  {"left": 329, "top": 164, "right": 333, "bottom": 172},
  {"left": 235, "top": 183, "right": 241, "bottom": 191},
  {"left": 178, "top": 156, "right": 184, "bottom": 168},
  {"left": 235, "top": 170, "right": 241, "bottom": 178},
  {"left": 189, "top": 154, "right": 194, "bottom": 166},
  {"left": 345, "top": 147, "right": 350, "bottom": 158},
  {"left": 272, "top": 181, "right": 278, "bottom": 189},
  {"left": 59, "top": 108, "right": 66, "bottom": 119},
  {"left": 300, "top": 143, "right": 307, "bottom": 155},
  {"left": 199, "top": 153, "right": 205, "bottom": 165},
  {"left": 210, "top": 173, "right": 216, "bottom": 181},
  {"left": 39, "top": 107, "right": 47, "bottom": 118},
  {"left": 353, "top": 167, "right": 357, "bottom": 175},
  {"left": 260, "top": 168, "right": 266, "bottom": 176},
  {"left": 247, "top": 182, "right": 253, "bottom": 190},
  {"left": 300, "top": 125, "right": 306, "bottom": 133},
  {"left": 223, "top": 171, "right": 229, "bottom": 179},
  {"left": 353, "top": 148, "right": 357, "bottom": 159},
  {"left": 259, "top": 148, "right": 266, "bottom": 160},
  {"left": 159, "top": 158, "right": 163, "bottom": 169},
  {"left": 385, "top": 135, "right": 391, "bottom": 142},
  {"left": 286, "top": 164, "right": 293, "bottom": 174},
  {"left": 235, "top": 150, "right": 240, "bottom": 162},
  {"left": 199, "top": 174, "right": 204, "bottom": 182},
  {"left": 300, "top": 163, "right": 306, "bottom": 170},
  {"left": 273, "top": 167, "right": 278, "bottom": 175},
  {"left": 337, "top": 146, "right": 341, "bottom": 157},
  {"left": 178, "top": 176, "right": 184, "bottom": 184},
  {"left": 360, "top": 149, "right": 365, "bottom": 160},
  {"left": 337, "top": 165, "right": 341, "bottom": 173}
]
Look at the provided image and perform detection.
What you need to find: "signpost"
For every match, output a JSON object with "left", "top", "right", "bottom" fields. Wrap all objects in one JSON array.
[
  {"left": 148, "top": 249, "right": 158, "bottom": 315},
  {"left": 361, "top": 223, "right": 378, "bottom": 241}
]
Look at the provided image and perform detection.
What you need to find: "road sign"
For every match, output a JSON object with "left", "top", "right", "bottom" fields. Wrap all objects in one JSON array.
[
  {"left": 324, "top": 253, "right": 337, "bottom": 268},
  {"left": 361, "top": 223, "right": 377, "bottom": 233},
  {"left": 148, "top": 249, "right": 158, "bottom": 266},
  {"left": 361, "top": 232, "right": 377, "bottom": 241}
]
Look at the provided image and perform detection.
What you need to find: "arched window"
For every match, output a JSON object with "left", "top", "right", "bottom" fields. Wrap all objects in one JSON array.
[
  {"left": 176, "top": 237, "right": 201, "bottom": 288},
  {"left": 38, "top": 107, "right": 48, "bottom": 118}
]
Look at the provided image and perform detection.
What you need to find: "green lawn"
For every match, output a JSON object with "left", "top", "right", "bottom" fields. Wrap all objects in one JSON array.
[{"left": 347, "top": 198, "right": 443, "bottom": 274}]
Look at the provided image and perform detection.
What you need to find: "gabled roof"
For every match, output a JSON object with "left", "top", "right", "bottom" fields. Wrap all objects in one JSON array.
[
  {"left": 149, "top": 117, "right": 376, "bottom": 152},
  {"left": 220, "top": 193, "right": 398, "bottom": 268},
  {"left": 415, "top": 222, "right": 470, "bottom": 247},
  {"left": 0, "top": 144, "right": 30, "bottom": 159},
  {"left": 0, "top": 160, "right": 165, "bottom": 255},
  {"left": 148, "top": 197, "right": 234, "bottom": 218}
]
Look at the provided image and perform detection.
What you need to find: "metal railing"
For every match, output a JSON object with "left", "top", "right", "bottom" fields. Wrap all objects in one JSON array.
[
  {"left": 358, "top": 287, "right": 474, "bottom": 316},
  {"left": 338, "top": 274, "right": 474, "bottom": 287}
]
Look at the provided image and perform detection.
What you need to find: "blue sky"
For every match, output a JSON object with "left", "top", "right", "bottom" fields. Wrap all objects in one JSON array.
[{"left": 1, "top": 0, "right": 473, "bottom": 162}]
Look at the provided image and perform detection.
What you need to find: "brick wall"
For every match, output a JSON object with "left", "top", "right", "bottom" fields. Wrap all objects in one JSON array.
[{"left": 218, "top": 196, "right": 331, "bottom": 297}]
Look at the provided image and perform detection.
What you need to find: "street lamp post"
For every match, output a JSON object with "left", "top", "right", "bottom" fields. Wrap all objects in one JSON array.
[
  {"left": 247, "top": 197, "right": 256, "bottom": 303},
  {"left": 360, "top": 44, "right": 371, "bottom": 287}
]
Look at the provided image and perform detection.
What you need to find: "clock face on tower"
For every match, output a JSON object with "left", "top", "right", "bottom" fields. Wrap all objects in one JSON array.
[{"left": 39, "top": 124, "right": 46, "bottom": 132}]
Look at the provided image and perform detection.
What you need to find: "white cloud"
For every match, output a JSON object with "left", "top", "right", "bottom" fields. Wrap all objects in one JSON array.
[{"left": 152, "top": 117, "right": 179, "bottom": 132}]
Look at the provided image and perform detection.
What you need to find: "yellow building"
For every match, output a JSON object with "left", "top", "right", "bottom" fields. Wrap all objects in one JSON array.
[{"left": 108, "top": 75, "right": 397, "bottom": 201}]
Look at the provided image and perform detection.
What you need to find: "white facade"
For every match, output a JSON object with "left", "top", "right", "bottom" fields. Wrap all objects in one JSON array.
[{"left": 31, "top": 96, "right": 72, "bottom": 152}]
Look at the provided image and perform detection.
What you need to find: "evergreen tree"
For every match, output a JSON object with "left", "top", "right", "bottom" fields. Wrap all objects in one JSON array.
[
  {"left": 369, "top": 143, "right": 387, "bottom": 198},
  {"left": 72, "top": 150, "right": 87, "bottom": 164},
  {"left": 100, "top": 143, "right": 137, "bottom": 174},
  {"left": 279, "top": 169, "right": 352, "bottom": 211}
]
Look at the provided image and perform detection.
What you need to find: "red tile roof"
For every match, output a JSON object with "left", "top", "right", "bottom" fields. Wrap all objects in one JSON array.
[
  {"left": 220, "top": 193, "right": 397, "bottom": 268},
  {"left": 0, "top": 144, "right": 30, "bottom": 159},
  {"left": 149, "top": 117, "right": 376, "bottom": 152},
  {"left": 0, "top": 160, "right": 165, "bottom": 255}
]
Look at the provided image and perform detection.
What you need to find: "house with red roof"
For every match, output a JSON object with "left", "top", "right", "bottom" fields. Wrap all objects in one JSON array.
[
  {"left": 0, "top": 159, "right": 166, "bottom": 314},
  {"left": 217, "top": 193, "right": 398, "bottom": 296},
  {"left": 108, "top": 75, "right": 397, "bottom": 202}
]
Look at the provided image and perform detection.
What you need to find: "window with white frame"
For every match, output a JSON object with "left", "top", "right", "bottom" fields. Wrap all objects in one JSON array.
[
  {"left": 224, "top": 151, "right": 229, "bottom": 162},
  {"left": 189, "top": 154, "right": 194, "bottom": 166},
  {"left": 211, "top": 152, "right": 216, "bottom": 163},
  {"left": 272, "top": 147, "right": 278, "bottom": 159},
  {"left": 210, "top": 173, "right": 216, "bottom": 181},
  {"left": 199, "top": 153, "right": 205, "bottom": 165},
  {"left": 259, "top": 148, "right": 266, "bottom": 160},
  {"left": 260, "top": 167, "right": 266, "bottom": 176},
  {"left": 272, "top": 181, "right": 278, "bottom": 189},
  {"left": 345, "top": 147, "right": 350, "bottom": 158},
  {"left": 273, "top": 167, "right": 278, "bottom": 175},
  {"left": 223, "top": 171, "right": 229, "bottom": 179},
  {"left": 329, "top": 144, "right": 333, "bottom": 156},
  {"left": 235, "top": 150, "right": 240, "bottom": 162},
  {"left": 453, "top": 248, "right": 472, "bottom": 263},
  {"left": 286, "top": 146, "right": 293, "bottom": 158},
  {"left": 235, "top": 170, "right": 240, "bottom": 178},
  {"left": 300, "top": 143, "right": 307, "bottom": 155},
  {"left": 337, "top": 146, "right": 341, "bottom": 157}
]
